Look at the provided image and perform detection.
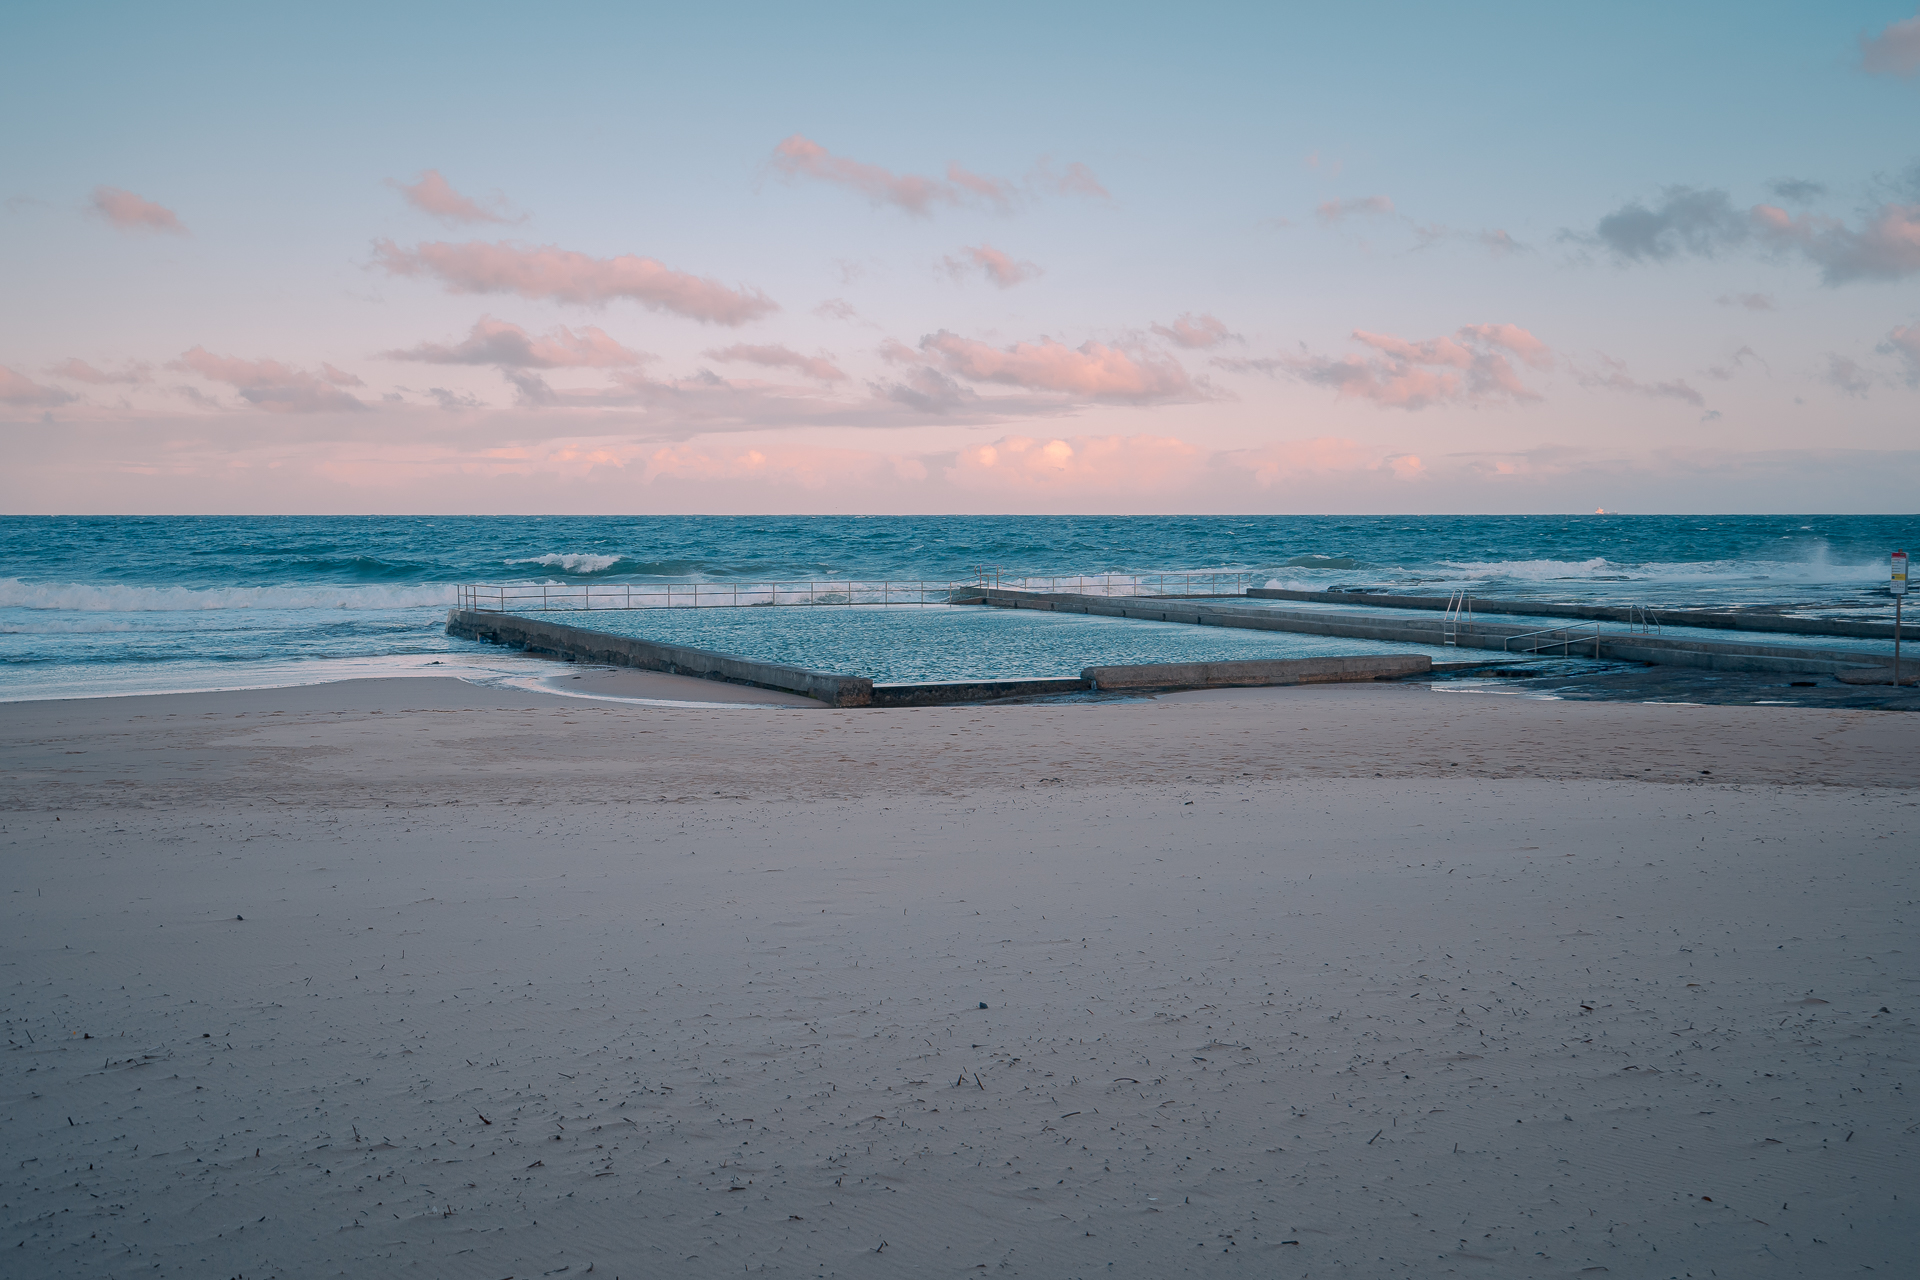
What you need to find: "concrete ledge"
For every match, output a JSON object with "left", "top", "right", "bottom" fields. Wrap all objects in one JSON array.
[
  {"left": 1246, "top": 587, "right": 1902, "bottom": 641},
  {"left": 985, "top": 589, "right": 1893, "bottom": 676},
  {"left": 446, "top": 609, "right": 872, "bottom": 707},
  {"left": 1083, "top": 654, "right": 1430, "bottom": 691},
  {"left": 870, "top": 677, "right": 1090, "bottom": 706}
]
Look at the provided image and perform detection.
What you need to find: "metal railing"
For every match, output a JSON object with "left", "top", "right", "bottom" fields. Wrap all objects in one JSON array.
[
  {"left": 1503, "top": 621, "right": 1603, "bottom": 658},
  {"left": 1624, "top": 603, "right": 1663, "bottom": 633},
  {"left": 453, "top": 570, "right": 1263, "bottom": 613},
  {"left": 976, "top": 571, "right": 1257, "bottom": 598},
  {"left": 1442, "top": 589, "right": 1472, "bottom": 645}
]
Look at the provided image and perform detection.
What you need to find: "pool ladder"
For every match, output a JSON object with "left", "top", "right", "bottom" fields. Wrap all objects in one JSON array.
[{"left": 1442, "top": 590, "right": 1472, "bottom": 645}]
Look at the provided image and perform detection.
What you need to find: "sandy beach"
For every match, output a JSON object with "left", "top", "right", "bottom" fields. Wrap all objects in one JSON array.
[{"left": 3, "top": 676, "right": 1915, "bottom": 1278}]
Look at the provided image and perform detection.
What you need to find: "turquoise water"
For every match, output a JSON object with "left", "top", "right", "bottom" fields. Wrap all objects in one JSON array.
[
  {"left": 566, "top": 604, "right": 1470, "bottom": 685},
  {"left": 2, "top": 514, "right": 1913, "bottom": 699}
]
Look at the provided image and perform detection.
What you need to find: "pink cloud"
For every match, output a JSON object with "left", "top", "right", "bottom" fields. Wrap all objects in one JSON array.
[
  {"left": 372, "top": 239, "right": 778, "bottom": 325},
  {"left": 1752, "top": 201, "right": 1920, "bottom": 284},
  {"left": 704, "top": 343, "right": 846, "bottom": 382},
  {"left": 1315, "top": 195, "right": 1394, "bottom": 225},
  {"left": 390, "top": 169, "right": 521, "bottom": 225},
  {"left": 771, "top": 135, "right": 953, "bottom": 215},
  {"left": 48, "top": 357, "right": 152, "bottom": 384},
  {"left": 1861, "top": 14, "right": 1920, "bottom": 77},
  {"left": 921, "top": 331, "right": 1198, "bottom": 403},
  {"left": 947, "top": 163, "right": 1015, "bottom": 207},
  {"left": 951, "top": 434, "right": 1202, "bottom": 492},
  {"left": 943, "top": 244, "right": 1041, "bottom": 288},
  {"left": 382, "top": 317, "right": 647, "bottom": 367},
  {"left": 173, "top": 347, "right": 369, "bottom": 413},
  {"left": 90, "top": 186, "right": 186, "bottom": 234},
  {"left": 0, "top": 366, "right": 76, "bottom": 408},
  {"left": 1218, "top": 323, "right": 1550, "bottom": 410},
  {"left": 1577, "top": 355, "right": 1706, "bottom": 407},
  {"left": 769, "top": 136, "right": 1108, "bottom": 215},
  {"left": 1150, "top": 313, "right": 1237, "bottom": 349}
]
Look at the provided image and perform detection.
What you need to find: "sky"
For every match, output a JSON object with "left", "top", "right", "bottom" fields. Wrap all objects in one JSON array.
[{"left": 2, "top": 1, "right": 1917, "bottom": 515}]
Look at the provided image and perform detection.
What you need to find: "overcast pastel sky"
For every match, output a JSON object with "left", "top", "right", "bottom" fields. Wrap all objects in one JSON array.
[{"left": 3, "top": 1, "right": 1918, "bottom": 514}]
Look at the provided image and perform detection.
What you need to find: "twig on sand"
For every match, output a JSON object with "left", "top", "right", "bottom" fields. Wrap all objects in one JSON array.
[{"left": 1368, "top": 1129, "right": 1383, "bottom": 1144}]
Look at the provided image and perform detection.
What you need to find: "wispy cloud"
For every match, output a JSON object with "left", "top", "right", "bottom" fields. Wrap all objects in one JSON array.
[
  {"left": 372, "top": 240, "right": 778, "bottom": 325},
  {"left": 1768, "top": 178, "right": 1826, "bottom": 203},
  {"left": 1316, "top": 195, "right": 1395, "bottom": 225},
  {"left": 942, "top": 244, "right": 1041, "bottom": 288},
  {"left": 1860, "top": 13, "right": 1920, "bottom": 77},
  {"left": 1823, "top": 353, "right": 1876, "bottom": 396},
  {"left": 704, "top": 343, "right": 846, "bottom": 383},
  {"left": 381, "top": 317, "right": 647, "bottom": 368},
  {"left": 1577, "top": 354, "right": 1705, "bottom": 407},
  {"left": 173, "top": 347, "right": 368, "bottom": 413},
  {"left": 90, "top": 186, "right": 186, "bottom": 234},
  {"left": 1715, "top": 292, "right": 1775, "bottom": 310},
  {"left": 1218, "top": 324, "right": 1550, "bottom": 410},
  {"left": 0, "top": 366, "right": 76, "bottom": 408},
  {"left": 389, "top": 169, "right": 522, "bottom": 225},
  {"left": 768, "top": 135, "right": 1107, "bottom": 215},
  {"left": 1885, "top": 323, "right": 1920, "bottom": 384},
  {"left": 48, "top": 358, "right": 152, "bottom": 384},
  {"left": 920, "top": 331, "right": 1199, "bottom": 403},
  {"left": 1150, "top": 313, "right": 1237, "bottom": 350}
]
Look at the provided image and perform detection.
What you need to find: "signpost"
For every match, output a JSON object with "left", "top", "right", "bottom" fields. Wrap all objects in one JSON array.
[{"left": 1894, "top": 550, "right": 1908, "bottom": 686}]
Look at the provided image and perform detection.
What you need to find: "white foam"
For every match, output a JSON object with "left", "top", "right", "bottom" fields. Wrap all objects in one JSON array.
[
  {"left": 0, "top": 579, "right": 457, "bottom": 612},
  {"left": 506, "top": 553, "right": 624, "bottom": 574}
]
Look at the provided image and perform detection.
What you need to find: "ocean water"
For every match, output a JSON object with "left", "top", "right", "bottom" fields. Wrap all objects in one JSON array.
[{"left": 2, "top": 514, "right": 1913, "bottom": 701}]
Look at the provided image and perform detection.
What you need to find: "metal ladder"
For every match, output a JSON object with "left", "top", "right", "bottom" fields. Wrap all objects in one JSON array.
[{"left": 1442, "top": 590, "right": 1472, "bottom": 645}]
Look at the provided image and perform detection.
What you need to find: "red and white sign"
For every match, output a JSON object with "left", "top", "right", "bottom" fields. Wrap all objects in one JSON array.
[{"left": 1894, "top": 550, "right": 1909, "bottom": 597}]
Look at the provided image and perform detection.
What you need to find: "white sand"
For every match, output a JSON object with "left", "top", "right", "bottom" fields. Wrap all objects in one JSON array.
[{"left": 2, "top": 677, "right": 1914, "bottom": 1277}]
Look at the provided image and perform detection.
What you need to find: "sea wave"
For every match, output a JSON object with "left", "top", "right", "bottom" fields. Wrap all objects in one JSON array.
[
  {"left": 0, "top": 579, "right": 457, "bottom": 612},
  {"left": 507, "top": 553, "right": 627, "bottom": 574}
]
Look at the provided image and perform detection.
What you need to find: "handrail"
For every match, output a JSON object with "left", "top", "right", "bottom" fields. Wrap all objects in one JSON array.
[
  {"left": 1503, "top": 621, "right": 1603, "bottom": 658},
  {"left": 451, "top": 570, "right": 1259, "bottom": 613}
]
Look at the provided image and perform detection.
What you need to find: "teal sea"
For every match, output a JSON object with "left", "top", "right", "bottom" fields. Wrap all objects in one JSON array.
[{"left": 1, "top": 514, "right": 1913, "bottom": 701}]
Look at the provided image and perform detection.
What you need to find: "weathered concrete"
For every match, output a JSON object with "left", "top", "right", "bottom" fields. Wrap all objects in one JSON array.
[
  {"left": 870, "top": 677, "right": 1090, "bottom": 706},
  {"left": 982, "top": 589, "right": 1893, "bottom": 676},
  {"left": 1246, "top": 586, "right": 1901, "bottom": 641},
  {"left": 446, "top": 609, "right": 872, "bottom": 707},
  {"left": 1084, "top": 654, "right": 1430, "bottom": 691}
]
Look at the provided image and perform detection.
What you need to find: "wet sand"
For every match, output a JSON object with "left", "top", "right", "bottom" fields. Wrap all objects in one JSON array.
[{"left": 2, "top": 677, "right": 1914, "bottom": 1277}]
